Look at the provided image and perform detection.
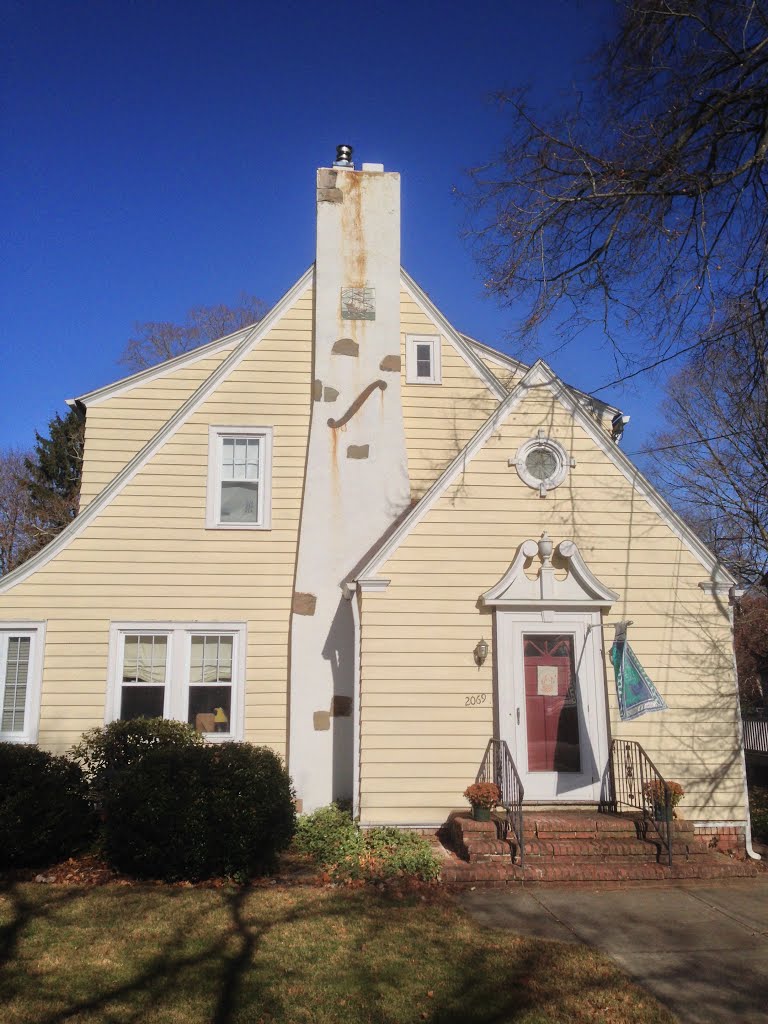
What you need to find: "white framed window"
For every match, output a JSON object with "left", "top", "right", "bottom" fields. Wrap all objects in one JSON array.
[
  {"left": 0, "top": 622, "right": 45, "bottom": 744},
  {"left": 107, "top": 622, "right": 246, "bottom": 741},
  {"left": 513, "top": 435, "right": 571, "bottom": 496},
  {"left": 406, "top": 334, "right": 442, "bottom": 384},
  {"left": 206, "top": 426, "right": 273, "bottom": 529}
]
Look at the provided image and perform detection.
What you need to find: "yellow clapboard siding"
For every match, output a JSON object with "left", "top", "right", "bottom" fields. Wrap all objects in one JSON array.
[
  {"left": 0, "top": 287, "right": 314, "bottom": 753},
  {"left": 359, "top": 382, "right": 746, "bottom": 825}
]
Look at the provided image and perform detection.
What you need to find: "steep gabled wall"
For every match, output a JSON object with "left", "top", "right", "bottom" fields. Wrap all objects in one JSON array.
[
  {"left": 358, "top": 382, "right": 744, "bottom": 825},
  {"left": 0, "top": 288, "right": 313, "bottom": 753}
]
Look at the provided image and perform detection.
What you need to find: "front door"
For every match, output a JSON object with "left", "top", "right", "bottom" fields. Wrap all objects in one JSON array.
[{"left": 497, "top": 613, "right": 608, "bottom": 801}]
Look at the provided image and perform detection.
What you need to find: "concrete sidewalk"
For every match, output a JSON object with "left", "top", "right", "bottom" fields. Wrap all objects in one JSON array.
[{"left": 459, "top": 878, "right": 768, "bottom": 1024}]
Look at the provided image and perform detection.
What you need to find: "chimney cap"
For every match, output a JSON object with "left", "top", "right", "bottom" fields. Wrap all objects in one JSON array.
[{"left": 333, "top": 144, "right": 354, "bottom": 169}]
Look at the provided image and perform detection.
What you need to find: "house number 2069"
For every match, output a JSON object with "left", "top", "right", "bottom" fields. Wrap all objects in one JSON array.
[{"left": 465, "top": 694, "right": 487, "bottom": 706}]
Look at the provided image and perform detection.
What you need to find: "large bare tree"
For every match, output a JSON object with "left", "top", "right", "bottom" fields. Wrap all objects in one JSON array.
[
  {"left": 467, "top": 1, "right": 768, "bottom": 371},
  {"left": 0, "top": 449, "right": 33, "bottom": 576},
  {"left": 120, "top": 294, "right": 269, "bottom": 372},
  {"left": 645, "top": 311, "right": 768, "bottom": 588}
]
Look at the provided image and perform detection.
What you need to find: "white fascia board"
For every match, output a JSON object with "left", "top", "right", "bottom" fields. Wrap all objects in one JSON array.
[
  {"left": 461, "top": 334, "right": 529, "bottom": 378},
  {"left": 356, "top": 577, "right": 391, "bottom": 593},
  {"left": 353, "top": 357, "right": 734, "bottom": 587},
  {"left": 399, "top": 268, "right": 507, "bottom": 401},
  {"left": 0, "top": 267, "right": 315, "bottom": 595},
  {"left": 72, "top": 272, "right": 310, "bottom": 407},
  {"left": 464, "top": 334, "right": 620, "bottom": 420},
  {"left": 353, "top": 361, "right": 546, "bottom": 581},
  {"left": 533, "top": 362, "right": 736, "bottom": 586}
]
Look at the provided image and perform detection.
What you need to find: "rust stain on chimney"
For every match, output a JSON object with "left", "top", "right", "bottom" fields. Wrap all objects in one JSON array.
[{"left": 341, "top": 171, "right": 367, "bottom": 286}]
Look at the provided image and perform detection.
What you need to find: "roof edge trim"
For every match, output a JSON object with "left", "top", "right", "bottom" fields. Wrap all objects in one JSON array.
[
  {"left": 352, "top": 358, "right": 734, "bottom": 587},
  {"left": 399, "top": 269, "right": 507, "bottom": 401},
  {"left": 0, "top": 267, "right": 315, "bottom": 595},
  {"left": 74, "top": 267, "right": 314, "bottom": 407}
]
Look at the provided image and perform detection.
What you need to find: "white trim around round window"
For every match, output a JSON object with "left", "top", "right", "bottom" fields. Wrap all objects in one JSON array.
[{"left": 514, "top": 436, "right": 570, "bottom": 494}]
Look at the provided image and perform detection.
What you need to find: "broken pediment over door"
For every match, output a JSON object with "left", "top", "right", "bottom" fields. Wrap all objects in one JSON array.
[{"left": 481, "top": 533, "right": 620, "bottom": 610}]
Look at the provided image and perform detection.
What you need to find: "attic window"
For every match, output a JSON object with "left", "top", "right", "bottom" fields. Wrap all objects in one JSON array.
[
  {"left": 513, "top": 435, "right": 571, "bottom": 496},
  {"left": 206, "top": 426, "right": 273, "bottom": 529},
  {"left": 406, "top": 335, "right": 441, "bottom": 384}
]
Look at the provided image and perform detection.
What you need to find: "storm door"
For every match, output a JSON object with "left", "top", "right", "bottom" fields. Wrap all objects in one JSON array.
[{"left": 497, "top": 613, "right": 607, "bottom": 802}]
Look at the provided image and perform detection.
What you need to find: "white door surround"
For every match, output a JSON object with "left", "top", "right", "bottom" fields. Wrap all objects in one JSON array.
[{"left": 482, "top": 535, "right": 619, "bottom": 803}]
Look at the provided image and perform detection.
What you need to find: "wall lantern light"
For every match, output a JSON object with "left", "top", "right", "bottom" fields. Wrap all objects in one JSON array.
[{"left": 474, "top": 638, "right": 489, "bottom": 667}]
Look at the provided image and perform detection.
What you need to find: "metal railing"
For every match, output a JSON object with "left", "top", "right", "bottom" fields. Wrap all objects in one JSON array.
[
  {"left": 743, "top": 715, "right": 768, "bottom": 754},
  {"left": 608, "top": 739, "right": 673, "bottom": 866},
  {"left": 477, "top": 738, "right": 525, "bottom": 867}
]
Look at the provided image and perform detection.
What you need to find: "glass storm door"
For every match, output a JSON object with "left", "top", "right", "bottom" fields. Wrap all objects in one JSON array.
[
  {"left": 497, "top": 614, "right": 607, "bottom": 802},
  {"left": 523, "top": 634, "right": 581, "bottom": 774}
]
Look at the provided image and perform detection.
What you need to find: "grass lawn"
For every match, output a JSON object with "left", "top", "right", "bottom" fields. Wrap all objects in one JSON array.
[{"left": 0, "top": 882, "right": 674, "bottom": 1024}]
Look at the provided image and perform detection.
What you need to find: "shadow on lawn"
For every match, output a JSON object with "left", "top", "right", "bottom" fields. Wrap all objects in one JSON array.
[{"left": 0, "top": 882, "right": 656, "bottom": 1024}]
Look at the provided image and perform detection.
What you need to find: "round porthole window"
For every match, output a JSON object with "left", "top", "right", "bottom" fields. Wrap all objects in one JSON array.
[{"left": 513, "top": 436, "right": 571, "bottom": 494}]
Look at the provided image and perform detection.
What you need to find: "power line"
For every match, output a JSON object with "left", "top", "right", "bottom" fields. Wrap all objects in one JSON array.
[{"left": 627, "top": 431, "right": 738, "bottom": 456}]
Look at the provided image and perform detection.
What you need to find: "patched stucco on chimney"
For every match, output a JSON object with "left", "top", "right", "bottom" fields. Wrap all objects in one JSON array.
[{"left": 289, "top": 158, "right": 410, "bottom": 812}]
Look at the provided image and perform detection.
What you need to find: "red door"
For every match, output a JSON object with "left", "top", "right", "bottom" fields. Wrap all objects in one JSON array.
[{"left": 523, "top": 634, "right": 581, "bottom": 773}]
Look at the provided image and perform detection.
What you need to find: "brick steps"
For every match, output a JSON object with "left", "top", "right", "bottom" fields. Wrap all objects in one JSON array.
[{"left": 440, "top": 810, "right": 759, "bottom": 886}]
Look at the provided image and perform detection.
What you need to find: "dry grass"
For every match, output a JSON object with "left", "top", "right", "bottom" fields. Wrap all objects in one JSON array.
[{"left": 0, "top": 882, "right": 675, "bottom": 1024}]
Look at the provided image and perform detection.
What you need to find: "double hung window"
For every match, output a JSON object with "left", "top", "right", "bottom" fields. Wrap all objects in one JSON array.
[
  {"left": 109, "top": 623, "right": 245, "bottom": 740},
  {"left": 0, "top": 624, "right": 44, "bottom": 744},
  {"left": 206, "top": 426, "right": 273, "bottom": 529}
]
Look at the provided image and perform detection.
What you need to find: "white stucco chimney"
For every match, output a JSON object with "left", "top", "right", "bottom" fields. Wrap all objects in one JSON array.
[{"left": 289, "top": 150, "right": 410, "bottom": 812}]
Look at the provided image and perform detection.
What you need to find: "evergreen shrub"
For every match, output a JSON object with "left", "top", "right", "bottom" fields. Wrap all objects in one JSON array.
[
  {"left": 103, "top": 742, "right": 295, "bottom": 881},
  {"left": 294, "top": 804, "right": 441, "bottom": 882},
  {"left": 70, "top": 718, "right": 203, "bottom": 801},
  {"left": 0, "top": 743, "right": 96, "bottom": 869}
]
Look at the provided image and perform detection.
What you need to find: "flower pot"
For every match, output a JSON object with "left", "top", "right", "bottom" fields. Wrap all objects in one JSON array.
[
  {"left": 472, "top": 804, "right": 491, "bottom": 822},
  {"left": 652, "top": 803, "right": 674, "bottom": 823}
]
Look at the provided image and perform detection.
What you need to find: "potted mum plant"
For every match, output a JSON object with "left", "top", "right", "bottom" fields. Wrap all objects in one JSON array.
[
  {"left": 463, "top": 781, "right": 501, "bottom": 822},
  {"left": 643, "top": 779, "right": 684, "bottom": 822}
]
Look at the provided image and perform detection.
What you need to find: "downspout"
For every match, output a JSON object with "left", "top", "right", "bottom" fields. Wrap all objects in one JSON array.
[
  {"left": 345, "top": 582, "right": 362, "bottom": 821},
  {"left": 728, "top": 593, "right": 761, "bottom": 860}
]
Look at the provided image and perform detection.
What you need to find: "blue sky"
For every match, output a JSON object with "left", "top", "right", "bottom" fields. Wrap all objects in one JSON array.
[{"left": 2, "top": 0, "right": 662, "bottom": 456}]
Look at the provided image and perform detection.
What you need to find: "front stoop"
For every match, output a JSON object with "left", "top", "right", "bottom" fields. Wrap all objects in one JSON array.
[{"left": 440, "top": 811, "right": 759, "bottom": 886}]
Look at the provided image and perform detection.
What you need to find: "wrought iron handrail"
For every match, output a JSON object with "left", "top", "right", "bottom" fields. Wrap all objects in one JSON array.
[
  {"left": 608, "top": 739, "right": 674, "bottom": 866},
  {"left": 477, "top": 738, "right": 525, "bottom": 867}
]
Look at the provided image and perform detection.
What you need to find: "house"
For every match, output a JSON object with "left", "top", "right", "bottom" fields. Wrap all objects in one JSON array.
[{"left": 0, "top": 149, "right": 756, "bottom": 859}]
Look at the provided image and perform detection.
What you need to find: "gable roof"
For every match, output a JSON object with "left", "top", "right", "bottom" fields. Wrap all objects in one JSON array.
[
  {"left": 352, "top": 358, "right": 735, "bottom": 589},
  {"left": 68, "top": 321, "right": 262, "bottom": 409},
  {"left": 462, "top": 333, "right": 621, "bottom": 423},
  {"left": 72, "top": 267, "right": 509, "bottom": 411},
  {"left": 400, "top": 269, "right": 507, "bottom": 401},
  {"left": 1, "top": 267, "right": 315, "bottom": 595}
]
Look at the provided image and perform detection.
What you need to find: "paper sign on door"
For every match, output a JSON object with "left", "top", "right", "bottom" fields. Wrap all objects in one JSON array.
[{"left": 537, "top": 665, "right": 559, "bottom": 697}]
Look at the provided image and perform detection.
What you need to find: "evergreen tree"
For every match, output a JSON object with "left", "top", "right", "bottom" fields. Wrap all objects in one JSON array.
[{"left": 23, "top": 408, "right": 84, "bottom": 556}]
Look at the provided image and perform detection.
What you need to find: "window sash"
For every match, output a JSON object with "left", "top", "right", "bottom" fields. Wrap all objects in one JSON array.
[
  {"left": 0, "top": 626, "right": 42, "bottom": 744},
  {"left": 406, "top": 335, "right": 441, "bottom": 384},
  {"left": 1, "top": 636, "right": 31, "bottom": 733},
  {"left": 207, "top": 427, "right": 272, "bottom": 530},
  {"left": 111, "top": 625, "right": 243, "bottom": 740}
]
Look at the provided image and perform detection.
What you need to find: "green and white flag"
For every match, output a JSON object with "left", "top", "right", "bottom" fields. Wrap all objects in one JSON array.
[{"left": 610, "top": 637, "right": 667, "bottom": 722}]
